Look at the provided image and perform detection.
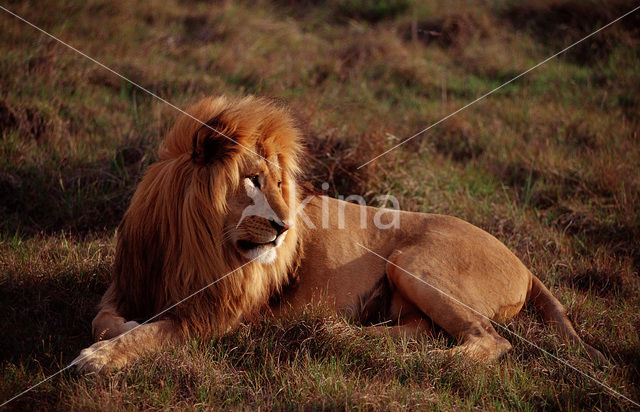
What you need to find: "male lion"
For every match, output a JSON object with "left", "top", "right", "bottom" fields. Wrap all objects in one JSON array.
[{"left": 74, "top": 96, "right": 605, "bottom": 372}]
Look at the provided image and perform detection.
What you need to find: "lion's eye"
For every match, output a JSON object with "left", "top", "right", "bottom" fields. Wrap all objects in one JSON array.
[
  {"left": 249, "top": 175, "right": 261, "bottom": 189},
  {"left": 277, "top": 181, "right": 282, "bottom": 188}
]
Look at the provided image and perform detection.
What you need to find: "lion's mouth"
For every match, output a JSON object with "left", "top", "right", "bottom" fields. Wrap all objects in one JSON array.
[{"left": 236, "top": 239, "right": 276, "bottom": 251}]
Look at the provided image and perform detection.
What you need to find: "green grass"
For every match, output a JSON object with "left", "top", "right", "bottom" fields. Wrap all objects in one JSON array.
[{"left": 1, "top": 0, "right": 639, "bottom": 409}]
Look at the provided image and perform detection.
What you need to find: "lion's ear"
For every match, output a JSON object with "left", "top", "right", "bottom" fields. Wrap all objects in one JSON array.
[{"left": 191, "top": 118, "right": 237, "bottom": 164}]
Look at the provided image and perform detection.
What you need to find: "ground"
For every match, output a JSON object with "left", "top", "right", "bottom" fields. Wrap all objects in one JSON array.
[{"left": 1, "top": 0, "right": 639, "bottom": 409}]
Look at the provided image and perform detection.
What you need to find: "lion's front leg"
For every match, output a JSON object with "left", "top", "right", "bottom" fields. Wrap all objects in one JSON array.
[{"left": 73, "top": 320, "right": 178, "bottom": 373}]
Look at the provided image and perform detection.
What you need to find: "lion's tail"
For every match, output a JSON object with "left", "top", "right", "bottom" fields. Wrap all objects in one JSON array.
[{"left": 528, "top": 275, "right": 607, "bottom": 363}]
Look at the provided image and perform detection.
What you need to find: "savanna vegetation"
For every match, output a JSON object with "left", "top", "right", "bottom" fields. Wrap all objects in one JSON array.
[{"left": 1, "top": 0, "right": 639, "bottom": 409}]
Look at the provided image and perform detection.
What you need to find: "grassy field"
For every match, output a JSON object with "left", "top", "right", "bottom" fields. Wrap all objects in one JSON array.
[{"left": 1, "top": 0, "right": 639, "bottom": 409}]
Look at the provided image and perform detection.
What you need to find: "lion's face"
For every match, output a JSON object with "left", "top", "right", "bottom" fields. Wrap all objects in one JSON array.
[
  {"left": 150, "top": 95, "right": 302, "bottom": 270},
  {"left": 224, "top": 156, "right": 295, "bottom": 264}
]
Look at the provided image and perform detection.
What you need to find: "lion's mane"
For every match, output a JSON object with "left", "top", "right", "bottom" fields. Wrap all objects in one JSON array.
[{"left": 101, "top": 96, "right": 303, "bottom": 338}]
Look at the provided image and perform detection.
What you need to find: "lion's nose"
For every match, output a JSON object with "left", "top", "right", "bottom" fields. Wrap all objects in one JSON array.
[{"left": 269, "top": 218, "right": 289, "bottom": 235}]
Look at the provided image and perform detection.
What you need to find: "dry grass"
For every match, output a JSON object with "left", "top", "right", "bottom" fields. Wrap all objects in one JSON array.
[{"left": 1, "top": 0, "right": 639, "bottom": 409}]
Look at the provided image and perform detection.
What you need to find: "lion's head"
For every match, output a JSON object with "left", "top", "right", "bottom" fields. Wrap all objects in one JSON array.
[{"left": 109, "top": 96, "right": 304, "bottom": 337}]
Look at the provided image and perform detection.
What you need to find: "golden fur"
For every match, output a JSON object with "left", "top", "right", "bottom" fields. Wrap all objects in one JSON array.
[
  {"left": 101, "top": 96, "right": 302, "bottom": 338},
  {"left": 74, "top": 96, "right": 605, "bottom": 372}
]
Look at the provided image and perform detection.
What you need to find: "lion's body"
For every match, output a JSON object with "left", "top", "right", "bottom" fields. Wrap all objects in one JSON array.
[
  {"left": 74, "top": 96, "right": 604, "bottom": 372},
  {"left": 287, "top": 197, "right": 531, "bottom": 325}
]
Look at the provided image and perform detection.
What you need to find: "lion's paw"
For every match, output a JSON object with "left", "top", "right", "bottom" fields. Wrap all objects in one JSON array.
[{"left": 72, "top": 340, "right": 115, "bottom": 374}]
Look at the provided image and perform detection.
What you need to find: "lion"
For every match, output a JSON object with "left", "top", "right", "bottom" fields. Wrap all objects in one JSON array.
[{"left": 74, "top": 95, "right": 605, "bottom": 372}]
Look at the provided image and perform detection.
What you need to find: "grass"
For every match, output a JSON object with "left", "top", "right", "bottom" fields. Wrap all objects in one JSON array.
[{"left": 1, "top": 0, "right": 639, "bottom": 409}]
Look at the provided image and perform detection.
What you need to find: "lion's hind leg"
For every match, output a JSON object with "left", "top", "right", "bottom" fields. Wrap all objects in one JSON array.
[
  {"left": 385, "top": 249, "right": 512, "bottom": 362},
  {"left": 362, "top": 311, "right": 433, "bottom": 339}
]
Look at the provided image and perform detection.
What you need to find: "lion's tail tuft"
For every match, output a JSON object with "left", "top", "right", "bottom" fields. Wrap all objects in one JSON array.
[{"left": 528, "top": 275, "right": 608, "bottom": 364}]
